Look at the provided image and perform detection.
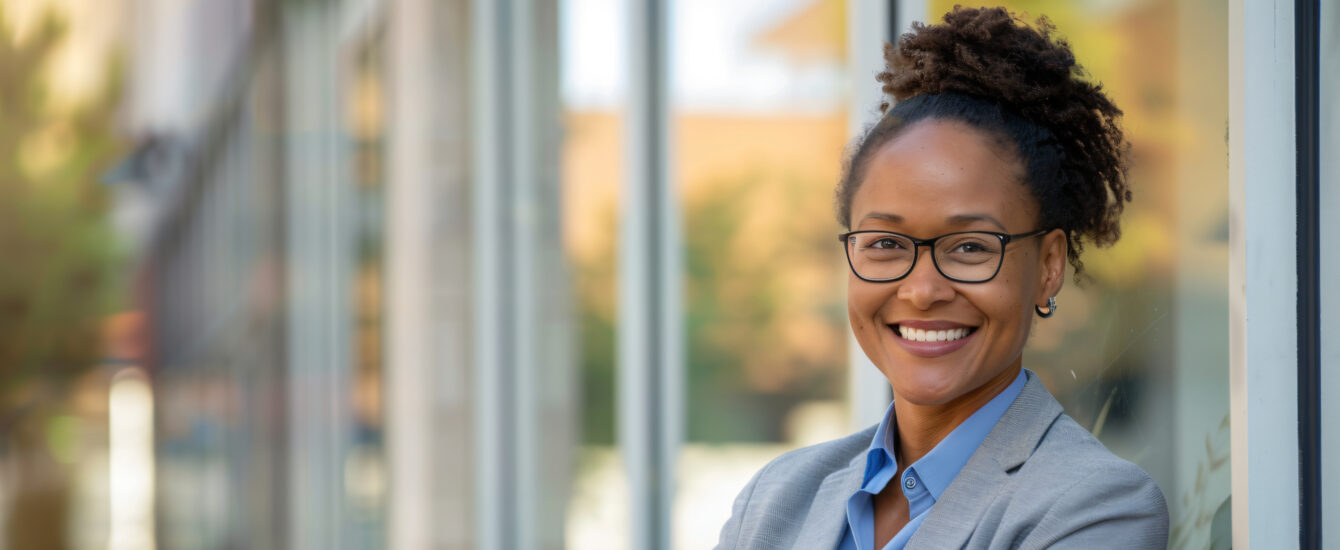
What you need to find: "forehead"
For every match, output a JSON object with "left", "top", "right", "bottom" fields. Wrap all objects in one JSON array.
[{"left": 852, "top": 120, "right": 1036, "bottom": 231}]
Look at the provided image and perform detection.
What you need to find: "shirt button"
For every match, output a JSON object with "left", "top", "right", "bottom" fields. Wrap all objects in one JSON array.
[{"left": 904, "top": 477, "right": 917, "bottom": 490}]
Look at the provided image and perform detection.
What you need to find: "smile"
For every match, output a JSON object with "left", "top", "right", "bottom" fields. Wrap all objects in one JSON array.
[
  {"left": 896, "top": 325, "right": 974, "bottom": 343},
  {"left": 888, "top": 322, "right": 979, "bottom": 358}
]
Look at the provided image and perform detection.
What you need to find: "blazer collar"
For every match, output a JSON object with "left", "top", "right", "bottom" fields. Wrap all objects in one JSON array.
[
  {"left": 976, "top": 370, "right": 1064, "bottom": 471},
  {"left": 907, "top": 371, "right": 1064, "bottom": 548}
]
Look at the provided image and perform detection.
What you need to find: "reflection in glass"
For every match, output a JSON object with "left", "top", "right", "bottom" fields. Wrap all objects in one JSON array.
[
  {"left": 924, "top": 2, "right": 1231, "bottom": 547},
  {"left": 343, "top": 29, "right": 389, "bottom": 546}
]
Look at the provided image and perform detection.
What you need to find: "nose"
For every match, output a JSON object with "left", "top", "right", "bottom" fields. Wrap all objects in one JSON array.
[{"left": 896, "top": 247, "right": 956, "bottom": 310}]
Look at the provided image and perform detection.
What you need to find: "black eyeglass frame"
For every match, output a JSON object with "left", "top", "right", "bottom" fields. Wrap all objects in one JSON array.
[{"left": 838, "top": 229, "right": 1050, "bottom": 283}]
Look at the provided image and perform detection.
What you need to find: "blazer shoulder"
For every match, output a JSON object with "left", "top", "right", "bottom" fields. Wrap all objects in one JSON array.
[
  {"left": 1028, "top": 412, "right": 1157, "bottom": 479},
  {"left": 1008, "top": 413, "right": 1169, "bottom": 548},
  {"left": 753, "top": 425, "right": 876, "bottom": 483},
  {"left": 715, "top": 425, "right": 876, "bottom": 550}
]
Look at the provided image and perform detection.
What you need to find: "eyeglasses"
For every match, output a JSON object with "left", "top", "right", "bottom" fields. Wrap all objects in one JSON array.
[{"left": 838, "top": 229, "right": 1048, "bottom": 283}]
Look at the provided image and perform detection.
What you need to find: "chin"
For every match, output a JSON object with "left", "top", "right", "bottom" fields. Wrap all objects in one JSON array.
[{"left": 885, "top": 365, "right": 969, "bottom": 406}]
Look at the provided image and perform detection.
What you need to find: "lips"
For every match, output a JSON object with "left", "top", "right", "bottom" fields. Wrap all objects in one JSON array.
[{"left": 888, "top": 321, "right": 978, "bottom": 358}]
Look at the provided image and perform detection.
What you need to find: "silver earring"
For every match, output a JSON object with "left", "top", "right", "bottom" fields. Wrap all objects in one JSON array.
[{"left": 1035, "top": 296, "right": 1057, "bottom": 318}]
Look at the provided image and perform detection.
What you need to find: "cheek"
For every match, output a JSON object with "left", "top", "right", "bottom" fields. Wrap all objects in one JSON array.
[
  {"left": 847, "top": 276, "right": 891, "bottom": 329},
  {"left": 992, "top": 277, "right": 1026, "bottom": 311},
  {"left": 972, "top": 274, "right": 1034, "bottom": 337},
  {"left": 990, "top": 253, "right": 1042, "bottom": 310}
]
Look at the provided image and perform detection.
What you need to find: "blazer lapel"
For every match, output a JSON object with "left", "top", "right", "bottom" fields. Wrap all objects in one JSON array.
[
  {"left": 791, "top": 451, "right": 866, "bottom": 549},
  {"left": 906, "top": 372, "right": 1064, "bottom": 549}
]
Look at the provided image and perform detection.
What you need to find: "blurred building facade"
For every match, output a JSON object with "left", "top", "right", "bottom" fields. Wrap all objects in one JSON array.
[
  {"left": 109, "top": 0, "right": 1337, "bottom": 549},
  {"left": 119, "top": 1, "right": 524, "bottom": 548}
]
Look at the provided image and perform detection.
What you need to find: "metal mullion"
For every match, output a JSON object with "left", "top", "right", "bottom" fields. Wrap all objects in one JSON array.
[
  {"left": 507, "top": 0, "right": 543, "bottom": 547},
  {"left": 471, "top": 1, "right": 515, "bottom": 549},
  {"left": 280, "top": 3, "right": 352, "bottom": 547},
  {"left": 846, "top": 0, "right": 897, "bottom": 431},
  {"left": 1295, "top": 0, "right": 1321, "bottom": 546},
  {"left": 621, "top": 0, "right": 677, "bottom": 548},
  {"left": 383, "top": 0, "right": 446, "bottom": 547}
]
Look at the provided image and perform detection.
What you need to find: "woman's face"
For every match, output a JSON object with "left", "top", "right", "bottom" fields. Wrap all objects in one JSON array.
[{"left": 847, "top": 120, "right": 1066, "bottom": 407}]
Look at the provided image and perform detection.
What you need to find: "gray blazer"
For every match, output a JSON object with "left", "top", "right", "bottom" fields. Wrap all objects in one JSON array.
[{"left": 715, "top": 373, "right": 1168, "bottom": 549}]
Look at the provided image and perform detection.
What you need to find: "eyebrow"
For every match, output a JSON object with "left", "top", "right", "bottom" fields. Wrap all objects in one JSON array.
[
  {"left": 859, "top": 212, "right": 1009, "bottom": 231},
  {"left": 946, "top": 213, "right": 1008, "bottom": 231},
  {"left": 860, "top": 212, "right": 904, "bottom": 225}
]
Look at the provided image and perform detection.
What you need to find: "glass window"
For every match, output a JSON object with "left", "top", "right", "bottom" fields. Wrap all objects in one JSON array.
[
  {"left": 561, "top": 0, "right": 631, "bottom": 548},
  {"left": 669, "top": 1, "right": 852, "bottom": 547},
  {"left": 922, "top": 2, "right": 1231, "bottom": 547},
  {"left": 341, "top": 27, "right": 389, "bottom": 546}
]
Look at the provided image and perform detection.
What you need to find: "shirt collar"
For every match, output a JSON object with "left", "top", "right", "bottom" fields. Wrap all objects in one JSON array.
[{"left": 860, "top": 369, "right": 1029, "bottom": 497}]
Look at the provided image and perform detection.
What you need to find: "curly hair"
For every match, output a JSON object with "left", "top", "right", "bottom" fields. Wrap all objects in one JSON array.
[{"left": 835, "top": 6, "right": 1129, "bottom": 278}]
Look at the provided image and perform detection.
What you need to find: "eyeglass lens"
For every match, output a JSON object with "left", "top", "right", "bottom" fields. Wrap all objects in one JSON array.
[{"left": 847, "top": 232, "right": 1003, "bottom": 282}]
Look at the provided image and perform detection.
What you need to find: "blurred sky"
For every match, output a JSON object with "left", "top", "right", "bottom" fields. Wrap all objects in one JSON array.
[
  {"left": 6, "top": 0, "right": 833, "bottom": 114},
  {"left": 561, "top": 0, "right": 841, "bottom": 113}
]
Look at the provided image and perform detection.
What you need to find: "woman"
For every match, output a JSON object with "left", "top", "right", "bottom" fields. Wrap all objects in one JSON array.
[{"left": 716, "top": 7, "right": 1168, "bottom": 550}]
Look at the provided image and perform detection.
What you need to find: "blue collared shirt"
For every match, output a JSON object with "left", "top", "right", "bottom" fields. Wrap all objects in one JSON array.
[{"left": 838, "top": 369, "right": 1027, "bottom": 550}]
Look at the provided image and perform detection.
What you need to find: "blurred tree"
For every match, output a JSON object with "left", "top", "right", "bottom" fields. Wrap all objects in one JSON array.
[
  {"left": 683, "top": 170, "right": 847, "bottom": 442},
  {"left": 574, "top": 168, "right": 849, "bottom": 445},
  {"left": 0, "top": 5, "right": 122, "bottom": 547},
  {"left": 0, "top": 6, "right": 121, "bottom": 412}
]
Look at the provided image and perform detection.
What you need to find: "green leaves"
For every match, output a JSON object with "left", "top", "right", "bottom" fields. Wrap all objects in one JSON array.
[{"left": 0, "top": 5, "right": 122, "bottom": 396}]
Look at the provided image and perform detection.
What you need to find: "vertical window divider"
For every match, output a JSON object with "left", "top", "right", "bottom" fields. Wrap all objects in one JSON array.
[
  {"left": 1229, "top": 0, "right": 1301, "bottom": 544},
  {"left": 385, "top": 0, "right": 449, "bottom": 546},
  {"left": 471, "top": 0, "right": 567, "bottom": 548},
  {"left": 1294, "top": 0, "right": 1321, "bottom": 546},
  {"left": 471, "top": 0, "right": 515, "bottom": 548},
  {"left": 509, "top": 0, "right": 541, "bottom": 544},
  {"left": 280, "top": 3, "right": 350, "bottom": 547},
  {"left": 620, "top": 1, "right": 680, "bottom": 549},
  {"left": 845, "top": 0, "right": 899, "bottom": 430}
]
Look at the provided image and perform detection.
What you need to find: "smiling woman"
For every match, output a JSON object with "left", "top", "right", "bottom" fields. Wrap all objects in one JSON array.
[
  {"left": 716, "top": 7, "right": 1168, "bottom": 550},
  {"left": 844, "top": 120, "right": 1061, "bottom": 410}
]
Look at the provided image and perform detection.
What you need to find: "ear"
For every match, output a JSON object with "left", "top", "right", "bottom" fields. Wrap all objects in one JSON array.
[{"left": 1036, "top": 229, "right": 1067, "bottom": 305}]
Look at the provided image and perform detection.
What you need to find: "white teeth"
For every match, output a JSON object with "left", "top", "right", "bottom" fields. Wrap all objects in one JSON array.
[{"left": 897, "top": 326, "right": 971, "bottom": 343}]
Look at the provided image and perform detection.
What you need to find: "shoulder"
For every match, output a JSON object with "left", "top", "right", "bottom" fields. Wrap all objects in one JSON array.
[
  {"left": 994, "top": 374, "right": 1166, "bottom": 503},
  {"left": 1026, "top": 412, "right": 1152, "bottom": 480},
  {"left": 1007, "top": 413, "right": 1169, "bottom": 548},
  {"left": 734, "top": 425, "right": 873, "bottom": 510},
  {"left": 751, "top": 425, "right": 875, "bottom": 486},
  {"left": 714, "top": 426, "right": 874, "bottom": 550}
]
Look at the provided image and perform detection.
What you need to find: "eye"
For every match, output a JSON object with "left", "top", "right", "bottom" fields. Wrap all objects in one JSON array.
[
  {"left": 952, "top": 241, "right": 989, "bottom": 253},
  {"left": 939, "top": 234, "right": 1002, "bottom": 260},
  {"left": 869, "top": 237, "right": 906, "bottom": 249}
]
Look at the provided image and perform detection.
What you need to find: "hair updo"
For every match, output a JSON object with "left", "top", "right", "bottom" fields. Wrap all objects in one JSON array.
[{"left": 835, "top": 6, "right": 1130, "bottom": 278}]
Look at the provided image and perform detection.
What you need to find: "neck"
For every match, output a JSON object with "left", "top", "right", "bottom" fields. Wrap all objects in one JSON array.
[{"left": 891, "top": 361, "right": 1022, "bottom": 467}]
